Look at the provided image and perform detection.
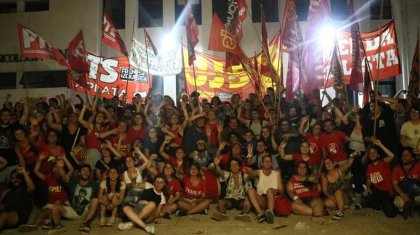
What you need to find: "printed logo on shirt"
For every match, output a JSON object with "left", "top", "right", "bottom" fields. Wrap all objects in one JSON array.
[
  {"left": 370, "top": 172, "right": 384, "bottom": 184},
  {"left": 310, "top": 143, "right": 318, "bottom": 154},
  {"left": 378, "top": 119, "right": 385, "bottom": 128},
  {"left": 328, "top": 143, "right": 338, "bottom": 154}
]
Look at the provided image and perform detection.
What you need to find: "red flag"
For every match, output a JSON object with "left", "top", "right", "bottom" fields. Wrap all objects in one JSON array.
[
  {"left": 260, "top": 8, "right": 271, "bottom": 75},
  {"left": 281, "top": 0, "right": 304, "bottom": 102},
  {"left": 303, "top": 0, "right": 330, "bottom": 90},
  {"left": 144, "top": 29, "right": 158, "bottom": 56},
  {"left": 348, "top": 0, "right": 364, "bottom": 91},
  {"left": 331, "top": 43, "right": 345, "bottom": 92},
  {"left": 102, "top": 13, "right": 128, "bottom": 56},
  {"left": 67, "top": 30, "right": 88, "bottom": 88},
  {"left": 407, "top": 38, "right": 419, "bottom": 108},
  {"left": 208, "top": 14, "right": 246, "bottom": 60},
  {"left": 363, "top": 59, "right": 373, "bottom": 106},
  {"left": 18, "top": 24, "right": 69, "bottom": 67},
  {"left": 186, "top": 1, "right": 199, "bottom": 65},
  {"left": 253, "top": 55, "right": 262, "bottom": 95}
]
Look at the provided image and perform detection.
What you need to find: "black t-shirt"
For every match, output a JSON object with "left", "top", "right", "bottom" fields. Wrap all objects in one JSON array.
[
  {"left": 68, "top": 177, "right": 99, "bottom": 215},
  {"left": 139, "top": 187, "right": 165, "bottom": 206},
  {"left": 183, "top": 124, "right": 206, "bottom": 155},
  {"left": 0, "top": 122, "right": 19, "bottom": 166},
  {"left": 59, "top": 125, "right": 87, "bottom": 156},
  {"left": 1, "top": 187, "right": 32, "bottom": 224}
]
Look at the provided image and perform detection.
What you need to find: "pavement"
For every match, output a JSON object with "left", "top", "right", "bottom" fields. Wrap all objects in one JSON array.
[{"left": 4, "top": 205, "right": 420, "bottom": 235}]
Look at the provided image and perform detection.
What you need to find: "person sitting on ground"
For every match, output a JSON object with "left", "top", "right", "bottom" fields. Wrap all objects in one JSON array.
[
  {"left": 176, "top": 163, "right": 212, "bottom": 217},
  {"left": 362, "top": 139, "right": 398, "bottom": 218},
  {"left": 392, "top": 147, "right": 420, "bottom": 219},
  {"left": 245, "top": 155, "right": 283, "bottom": 224},
  {"left": 321, "top": 151, "right": 360, "bottom": 221},
  {"left": 287, "top": 161, "right": 326, "bottom": 225},
  {"left": 211, "top": 157, "right": 252, "bottom": 222},
  {"left": 0, "top": 167, "right": 34, "bottom": 231},
  {"left": 98, "top": 167, "right": 126, "bottom": 226},
  {"left": 155, "top": 163, "right": 181, "bottom": 221},
  {"left": 118, "top": 176, "right": 167, "bottom": 234}
]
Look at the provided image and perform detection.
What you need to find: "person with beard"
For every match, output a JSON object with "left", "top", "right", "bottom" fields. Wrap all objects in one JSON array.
[
  {"left": 362, "top": 139, "right": 398, "bottom": 218},
  {"left": 0, "top": 167, "right": 34, "bottom": 231},
  {"left": 60, "top": 164, "right": 99, "bottom": 233},
  {"left": 320, "top": 119, "right": 351, "bottom": 164},
  {"left": 392, "top": 147, "right": 420, "bottom": 219}
]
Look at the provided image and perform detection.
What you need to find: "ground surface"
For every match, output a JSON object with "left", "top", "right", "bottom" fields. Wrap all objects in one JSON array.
[{"left": 4, "top": 206, "right": 420, "bottom": 235}]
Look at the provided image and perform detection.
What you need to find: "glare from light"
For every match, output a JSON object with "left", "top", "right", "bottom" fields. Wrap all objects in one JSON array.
[
  {"left": 161, "top": 33, "right": 177, "bottom": 53},
  {"left": 317, "top": 24, "right": 336, "bottom": 54}
]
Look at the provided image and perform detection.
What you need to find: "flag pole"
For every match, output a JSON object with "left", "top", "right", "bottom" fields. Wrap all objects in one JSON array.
[
  {"left": 373, "top": 0, "right": 384, "bottom": 138},
  {"left": 334, "top": 39, "right": 351, "bottom": 108},
  {"left": 260, "top": 4, "right": 275, "bottom": 91},
  {"left": 125, "top": 17, "right": 136, "bottom": 98},
  {"left": 143, "top": 28, "right": 152, "bottom": 88},
  {"left": 241, "top": 61, "right": 268, "bottom": 112}
]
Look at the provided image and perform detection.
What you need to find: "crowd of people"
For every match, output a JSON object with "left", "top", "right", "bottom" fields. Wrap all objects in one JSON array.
[{"left": 0, "top": 87, "right": 419, "bottom": 234}]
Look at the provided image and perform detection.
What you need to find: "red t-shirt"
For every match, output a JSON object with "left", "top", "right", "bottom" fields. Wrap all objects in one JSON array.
[
  {"left": 18, "top": 143, "right": 38, "bottom": 166},
  {"left": 320, "top": 131, "right": 348, "bottom": 162},
  {"left": 305, "top": 133, "right": 322, "bottom": 165},
  {"left": 288, "top": 176, "right": 320, "bottom": 198},
  {"left": 181, "top": 175, "right": 207, "bottom": 200},
  {"left": 38, "top": 143, "right": 65, "bottom": 175},
  {"left": 168, "top": 126, "right": 183, "bottom": 146},
  {"left": 392, "top": 162, "right": 420, "bottom": 183},
  {"left": 291, "top": 153, "right": 319, "bottom": 174},
  {"left": 44, "top": 175, "right": 68, "bottom": 204},
  {"left": 127, "top": 126, "right": 148, "bottom": 142},
  {"left": 366, "top": 160, "right": 394, "bottom": 196},
  {"left": 165, "top": 178, "right": 182, "bottom": 201}
]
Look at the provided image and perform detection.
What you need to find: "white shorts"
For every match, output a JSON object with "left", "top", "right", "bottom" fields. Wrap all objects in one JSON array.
[{"left": 43, "top": 203, "right": 88, "bottom": 220}]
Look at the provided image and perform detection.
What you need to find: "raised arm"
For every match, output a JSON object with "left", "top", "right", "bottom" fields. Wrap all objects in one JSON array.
[{"left": 278, "top": 141, "right": 293, "bottom": 161}]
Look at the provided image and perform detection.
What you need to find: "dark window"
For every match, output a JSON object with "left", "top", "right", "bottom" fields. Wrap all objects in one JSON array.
[
  {"left": 0, "top": 73, "right": 16, "bottom": 89},
  {"left": 139, "top": 0, "right": 163, "bottom": 28},
  {"left": 331, "top": 0, "right": 349, "bottom": 20},
  {"left": 251, "top": 0, "right": 279, "bottom": 22},
  {"left": 295, "top": 0, "right": 309, "bottom": 21},
  {"left": 20, "top": 71, "right": 67, "bottom": 88},
  {"left": 175, "top": 0, "right": 202, "bottom": 25},
  {"left": 0, "top": 2, "right": 17, "bottom": 14},
  {"left": 212, "top": 0, "right": 227, "bottom": 22},
  {"left": 25, "top": 0, "right": 49, "bottom": 12},
  {"left": 370, "top": 0, "right": 392, "bottom": 19},
  {"left": 104, "top": 0, "right": 125, "bottom": 29}
]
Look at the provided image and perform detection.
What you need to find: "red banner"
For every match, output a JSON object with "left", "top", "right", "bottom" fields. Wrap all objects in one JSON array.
[
  {"left": 69, "top": 52, "right": 151, "bottom": 101},
  {"left": 337, "top": 21, "right": 400, "bottom": 85},
  {"left": 18, "top": 24, "right": 69, "bottom": 67},
  {"left": 67, "top": 30, "right": 88, "bottom": 88},
  {"left": 102, "top": 13, "right": 128, "bottom": 56}
]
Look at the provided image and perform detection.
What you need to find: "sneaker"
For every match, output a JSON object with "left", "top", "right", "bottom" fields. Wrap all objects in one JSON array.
[
  {"left": 211, "top": 211, "right": 229, "bottom": 221},
  {"left": 47, "top": 224, "right": 66, "bottom": 235},
  {"left": 257, "top": 213, "right": 266, "bottom": 223},
  {"left": 265, "top": 210, "right": 274, "bottom": 224},
  {"left": 311, "top": 216, "right": 327, "bottom": 225},
  {"left": 332, "top": 211, "right": 344, "bottom": 220},
  {"left": 145, "top": 225, "right": 155, "bottom": 234},
  {"left": 202, "top": 208, "right": 208, "bottom": 215},
  {"left": 41, "top": 219, "right": 53, "bottom": 230},
  {"left": 350, "top": 203, "right": 362, "bottom": 210},
  {"left": 175, "top": 209, "right": 188, "bottom": 217},
  {"left": 162, "top": 212, "right": 171, "bottom": 220},
  {"left": 79, "top": 222, "right": 90, "bottom": 233},
  {"left": 117, "top": 222, "right": 133, "bottom": 231},
  {"left": 106, "top": 216, "right": 116, "bottom": 226},
  {"left": 99, "top": 217, "right": 106, "bottom": 227},
  {"left": 234, "top": 214, "right": 252, "bottom": 222},
  {"left": 19, "top": 224, "right": 38, "bottom": 233}
]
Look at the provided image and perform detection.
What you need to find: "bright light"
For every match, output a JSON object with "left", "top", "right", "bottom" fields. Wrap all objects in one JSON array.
[
  {"left": 317, "top": 24, "right": 336, "bottom": 53},
  {"left": 160, "top": 33, "right": 177, "bottom": 53}
]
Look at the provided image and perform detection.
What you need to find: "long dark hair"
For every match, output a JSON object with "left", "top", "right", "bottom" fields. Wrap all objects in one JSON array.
[{"left": 106, "top": 168, "right": 121, "bottom": 194}]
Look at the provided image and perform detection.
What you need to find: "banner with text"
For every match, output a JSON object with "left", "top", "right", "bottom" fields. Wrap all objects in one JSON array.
[{"left": 69, "top": 51, "right": 151, "bottom": 100}]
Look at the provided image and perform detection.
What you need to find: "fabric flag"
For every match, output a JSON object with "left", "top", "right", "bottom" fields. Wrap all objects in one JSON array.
[
  {"left": 253, "top": 55, "right": 262, "bottom": 95},
  {"left": 260, "top": 8, "right": 271, "bottom": 76},
  {"left": 281, "top": 0, "right": 304, "bottom": 102},
  {"left": 363, "top": 59, "right": 373, "bottom": 106},
  {"left": 331, "top": 42, "right": 345, "bottom": 92},
  {"left": 185, "top": 1, "right": 199, "bottom": 66},
  {"left": 407, "top": 38, "right": 419, "bottom": 108},
  {"left": 67, "top": 30, "right": 89, "bottom": 88},
  {"left": 224, "top": 0, "right": 248, "bottom": 69},
  {"left": 303, "top": 0, "right": 330, "bottom": 91},
  {"left": 144, "top": 29, "right": 158, "bottom": 56},
  {"left": 102, "top": 12, "right": 128, "bottom": 56},
  {"left": 348, "top": 0, "right": 364, "bottom": 91},
  {"left": 208, "top": 14, "right": 246, "bottom": 60},
  {"left": 18, "top": 24, "right": 69, "bottom": 67}
]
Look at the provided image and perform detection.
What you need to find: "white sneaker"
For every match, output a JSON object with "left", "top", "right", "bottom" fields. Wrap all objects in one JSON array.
[
  {"left": 145, "top": 225, "right": 155, "bottom": 234},
  {"left": 117, "top": 222, "right": 133, "bottom": 231}
]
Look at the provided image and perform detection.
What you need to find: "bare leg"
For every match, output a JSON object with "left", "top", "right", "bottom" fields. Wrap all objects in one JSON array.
[
  {"left": 310, "top": 198, "right": 325, "bottom": 217},
  {"left": 84, "top": 198, "right": 99, "bottom": 223},
  {"left": 334, "top": 190, "right": 345, "bottom": 212},
  {"left": 0, "top": 212, "right": 18, "bottom": 230},
  {"left": 266, "top": 188, "right": 276, "bottom": 212},
  {"left": 187, "top": 199, "right": 211, "bottom": 215},
  {"left": 292, "top": 201, "right": 313, "bottom": 216},
  {"left": 247, "top": 188, "right": 264, "bottom": 214},
  {"left": 33, "top": 208, "right": 52, "bottom": 226},
  {"left": 122, "top": 202, "right": 156, "bottom": 230}
]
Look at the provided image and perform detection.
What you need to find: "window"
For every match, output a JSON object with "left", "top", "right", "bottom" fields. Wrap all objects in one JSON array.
[
  {"left": 175, "top": 0, "right": 202, "bottom": 25},
  {"left": 25, "top": 0, "right": 49, "bottom": 12},
  {"left": 331, "top": 0, "right": 349, "bottom": 20},
  {"left": 138, "top": 0, "right": 163, "bottom": 28},
  {"left": 212, "top": 0, "right": 227, "bottom": 22},
  {"left": 0, "top": 2, "right": 17, "bottom": 14},
  {"left": 295, "top": 0, "right": 309, "bottom": 21},
  {"left": 251, "top": 0, "right": 278, "bottom": 22},
  {"left": 104, "top": 0, "right": 125, "bottom": 29},
  {"left": 370, "top": 0, "right": 392, "bottom": 19},
  {"left": 20, "top": 71, "right": 67, "bottom": 88},
  {"left": 0, "top": 73, "right": 16, "bottom": 89}
]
